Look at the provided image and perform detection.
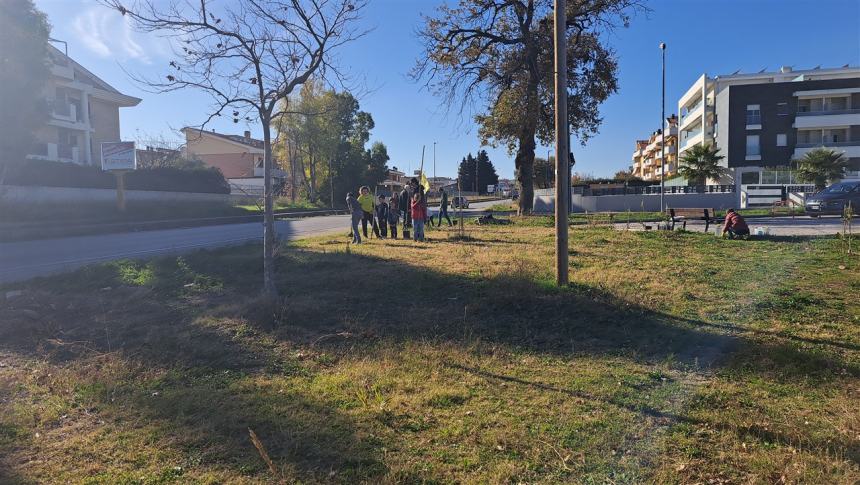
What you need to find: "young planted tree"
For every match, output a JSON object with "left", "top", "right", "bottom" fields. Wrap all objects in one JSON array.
[
  {"left": 102, "top": 0, "right": 367, "bottom": 297},
  {"left": 677, "top": 144, "right": 727, "bottom": 186},
  {"left": 414, "top": 0, "right": 643, "bottom": 214},
  {"left": 0, "top": 0, "right": 50, "bottom": 164},
  {"left": 793, "top": 148, "right": 850, "bottom": 191}
]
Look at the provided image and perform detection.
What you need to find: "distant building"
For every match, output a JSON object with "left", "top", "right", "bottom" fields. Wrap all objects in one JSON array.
[
  {"left": 181, "top": 128, "right": 285, "bottom": 195},
  {"left": 630, "top": 115, "right": 678, "bottom": 181},
  {"left": 677, "top": 65, "right": 860, "bottom": 205},
  {"left": 378, "top": 167, "right": 406, "bottom": 195},
  {"left": 28, "top": 45, "right": 141, "bottom": 165}
]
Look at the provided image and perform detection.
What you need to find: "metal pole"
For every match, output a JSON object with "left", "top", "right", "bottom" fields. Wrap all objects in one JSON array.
[
  {"left": 660, "top": 42, "right": 666, "bottom": 212},
  {"left": 554, "top": 0, "right": 569, "bottom": 286},
  {"left": 329, "top": 159, "right": 334, "bottom": 208},
  {"left": 433, "top": 141, "right": 437, "bottom": 193}
]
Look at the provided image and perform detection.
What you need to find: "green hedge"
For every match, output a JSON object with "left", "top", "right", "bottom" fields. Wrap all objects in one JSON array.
[{"left": 1, "top": 159, "right": 230, "bottom": 194}]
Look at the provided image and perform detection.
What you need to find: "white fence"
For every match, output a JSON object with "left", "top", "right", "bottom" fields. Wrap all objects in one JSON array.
[{"left": 534, "top": 189, "right": 738, "bottom": 213}]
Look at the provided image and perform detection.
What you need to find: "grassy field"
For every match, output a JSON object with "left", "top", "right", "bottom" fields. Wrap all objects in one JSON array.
[{"left": 0, "top": 221, "right": 857, "bottom": 484}]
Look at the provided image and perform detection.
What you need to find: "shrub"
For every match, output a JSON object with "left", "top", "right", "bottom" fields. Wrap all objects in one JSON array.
[{"left": 1, "top": 159, "right": 230, "bottom": 194}]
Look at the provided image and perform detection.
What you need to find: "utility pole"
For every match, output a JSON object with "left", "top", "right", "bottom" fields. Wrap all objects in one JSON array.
[
  {"left": 660, "top": 42, "right": 666, "bottom": 212},
  {"left": 329, "top": 158, "right": 334, "bottom": 208},
  {"left": 433, "top": 141, "right": 437, "bottom": 194},
  {"left": 554, "top": 0, "right": 569, "bottom": 286}
]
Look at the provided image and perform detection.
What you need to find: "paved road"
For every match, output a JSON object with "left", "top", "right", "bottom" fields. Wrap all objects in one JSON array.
[
  {"left": 0, "top": 199, "right": 509, "bottom": 284},
  {"left": 614, "top": 215, "right": 846, "bottom": 236}
]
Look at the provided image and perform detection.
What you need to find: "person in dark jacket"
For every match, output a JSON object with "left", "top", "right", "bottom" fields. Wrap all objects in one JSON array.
[
  {"left": 437, "top": 188, "right": 452, "bottom": 226},
  {"left": 387, "top": 195, "right": 400, "bottom": 239},
  {"left": 722, "top": 208, "right": 750, "bottom": 238},
  {"left": 399, "top": 183, "right": 413, "bottom": 228},
  {"left": 375, "top": 195, "right": 389, "bottom": 238},
  {"left": 345, "top": 192, "right": 363, "bottom": 244}
]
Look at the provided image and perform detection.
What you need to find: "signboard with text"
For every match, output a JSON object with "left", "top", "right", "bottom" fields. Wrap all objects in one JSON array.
[
  {"left": 101, "top": 141, "right": 137, "bottom": 171},
  {"left": 487, "top": 184, "right": 495, "bottom": 193}
]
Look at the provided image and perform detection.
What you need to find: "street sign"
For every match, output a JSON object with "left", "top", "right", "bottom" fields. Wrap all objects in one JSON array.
[
  {"left": 487, "top": 184, "right": 495, "bottom": 193},
  {"left": 101, "top": 141, "right": 137, "bottom": 171}
]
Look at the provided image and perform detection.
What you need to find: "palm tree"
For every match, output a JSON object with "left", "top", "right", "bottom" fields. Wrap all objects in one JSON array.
[
  {"left": 793, "top": 148, "right": 849, "bottom": 191},
  {"left": 677, "top": 144, "right": 728, "bottom": 186}
]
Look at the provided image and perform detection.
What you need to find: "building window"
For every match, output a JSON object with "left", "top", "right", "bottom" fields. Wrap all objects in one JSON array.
[
  {"left": 776, "top": 133, "right": 787, "bottom": 147},
  {"left": 746, "top": 135, "right": 760, "bottom": 156},
  {"left": 746, "top": 104, "right": 761, "bottom": 125},
  {"left": 777, "top": 103, "right": 789, "bottom": 115},
  {"left": 741, "top": 171, "right": 760, "bottom": 185}
]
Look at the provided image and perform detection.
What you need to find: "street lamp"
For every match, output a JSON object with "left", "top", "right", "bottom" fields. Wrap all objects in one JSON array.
[{"left": 660, "top": 42, "right": 666, "bottom": 212}]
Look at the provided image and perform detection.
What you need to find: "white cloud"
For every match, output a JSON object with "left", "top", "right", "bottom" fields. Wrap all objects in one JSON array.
[{"left": 72, "top": 6, "right": 166, "bottom": 64}]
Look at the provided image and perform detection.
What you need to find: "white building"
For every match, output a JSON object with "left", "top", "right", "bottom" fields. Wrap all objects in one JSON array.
[{"left": 28, "top": 45, "right": 141, "bottom": 165}]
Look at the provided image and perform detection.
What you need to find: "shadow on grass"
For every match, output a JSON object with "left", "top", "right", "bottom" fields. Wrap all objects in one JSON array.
[{"left": 0, "top": 240, "right": 857, "bottom": 479}]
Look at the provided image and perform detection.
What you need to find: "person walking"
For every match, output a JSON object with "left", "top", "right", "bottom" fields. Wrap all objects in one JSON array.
[
  {"left": 387, "top": 195, "right": 400, "bottom": 239},
  {"left": 357, "top": 186, "right": 382, "bottom": 239},
  {"left": 410, "top": 191, "right": 426, "bottom": 242},
  {"left": 345, "top": 192, "right": 363, "bottom": 244},
  {"left": 438, "top": 188, "right": 452, "bottom": 226},
  {"left": 375, "top": 194, "right": 389, "bottom": 238}
]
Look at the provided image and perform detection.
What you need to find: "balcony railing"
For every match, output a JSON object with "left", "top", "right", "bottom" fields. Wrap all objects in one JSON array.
[
  {"left": 796, "top": 108, "right": 860, "bottom": 117},
  {"left": 795, "top": 140, "right": 860, "bottom": 148},
  {"left": 57, "top": 144, "right": 74, "bottom": 159}
]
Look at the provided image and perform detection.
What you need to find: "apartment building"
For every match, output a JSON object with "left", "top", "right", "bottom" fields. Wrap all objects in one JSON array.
[
  {"left": 631, "top": 115, "right": 678, "bottom": 181},
  {"left": 677, "top": 65, "right": 860, "bottom": 205},
  {"left": 28, "top": 45, "right": 141, "bottom": 165}
]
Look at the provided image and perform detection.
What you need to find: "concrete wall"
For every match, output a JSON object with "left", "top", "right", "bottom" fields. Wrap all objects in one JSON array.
[
  {"left": 0, "top": 185, "right": 254, "bottom": 205},
  {"left": 534, "top": 190, "right": 738, "bottom": 213}
]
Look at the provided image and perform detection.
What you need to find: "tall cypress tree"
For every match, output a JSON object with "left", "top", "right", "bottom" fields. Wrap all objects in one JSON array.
[{"left": 0, "top": 0, "right": 51, "bottom": 164}]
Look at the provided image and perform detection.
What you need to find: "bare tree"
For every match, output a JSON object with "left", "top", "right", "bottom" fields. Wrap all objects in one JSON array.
[{"left": 102, "top": 0, "right": 367, "bottom": 297}]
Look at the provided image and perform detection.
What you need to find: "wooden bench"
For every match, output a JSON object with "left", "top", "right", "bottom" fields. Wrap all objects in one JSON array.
[{"left": 667, "top": 208, "right": 719, "bottom": 232}]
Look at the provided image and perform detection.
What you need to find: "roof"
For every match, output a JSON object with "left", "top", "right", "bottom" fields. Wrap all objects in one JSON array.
[
  {"left": 181, "top": 127, "right": 265, "bottom": 151},
  {"left": 49, "top": 45, "right": 141, "bottom": 107}
]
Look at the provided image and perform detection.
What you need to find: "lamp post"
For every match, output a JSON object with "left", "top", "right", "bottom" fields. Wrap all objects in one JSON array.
[
  {"left": 433, "top": 141, "right": 437, "bottom": 194},
  {"left": 554, "top": 0, "right": 569, "bottom": 286},
  {"left": 660, "top": 42, "right": 666, "bottom": 212}
]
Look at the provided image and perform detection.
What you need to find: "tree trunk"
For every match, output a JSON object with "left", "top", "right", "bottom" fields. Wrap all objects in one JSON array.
[
  {"left": 515, "top": 125, "right": 536, "bottom": 215},
  {"left": 261, "top": 117, "right": 277, "bottom": 298},
  {"left": 308, "top": 145, "right": 318, "bottom": 202}
]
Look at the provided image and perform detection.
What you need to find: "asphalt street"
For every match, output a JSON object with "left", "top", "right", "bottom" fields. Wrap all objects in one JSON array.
[{"left": 0, "top": 199, "right": 507, "bottom": 284}]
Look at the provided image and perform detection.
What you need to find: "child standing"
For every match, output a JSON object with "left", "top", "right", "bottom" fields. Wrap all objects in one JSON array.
[
  {"left": 410, "top": 192, "right": 426, "bottom": 242},
  {"left": 345, "top": 192, "right": 363, "bottom": 244},
  {"left": 387, "top": 195, "right": 400, "bottom": 239},
  {"left": 375, "top": 195, "right": 389, "bottom": 238}
]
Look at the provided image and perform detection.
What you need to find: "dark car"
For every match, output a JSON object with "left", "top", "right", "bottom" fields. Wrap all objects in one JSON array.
[{"left": 804, "top": 181, "right": 860, "bottom": 217}]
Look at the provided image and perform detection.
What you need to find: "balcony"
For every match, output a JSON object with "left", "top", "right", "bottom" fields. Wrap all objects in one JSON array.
[
  {"left": 794, "top": 109, "right": 860, "bottom": 129},
  {"left": 793, "top": 140, "right": 860, "bottom": 160},
  {"left": 49, "top": 99, "right": 80, "bottom": 123},
  {"left": 679, "top": 129, "right": 704, "bottom": 152},
  {"left": 679, "top": 101, "right": 704, "bottom": 129}
]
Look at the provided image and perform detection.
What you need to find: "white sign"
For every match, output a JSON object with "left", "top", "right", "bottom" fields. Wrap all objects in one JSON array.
[
  {"left": 101, "top": 141, "right": 137, "bottom": 171},
  {"left": 487, "top": 184, "right": 495, "bottom": 193}
]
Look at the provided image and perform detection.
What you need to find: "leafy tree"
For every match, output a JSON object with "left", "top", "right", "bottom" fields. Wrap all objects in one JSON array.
[
  {"left": 414, "top": 0, "right": 643, "bottom": 214},
  {"left": 793, "top": 148, "right": 850, "bottom": 191},
  {"left": 458, "top": 150, "right": 499, "bottom": 194},
  {"left": 677, "top": 144, "right": 727, "bottom": 186},
  {"left": 105, "top": 0, "right": 367, "bottom": 297},
  {"left": 533, "top": 156, "right": 555, "bottom": 189},
  {"left": 613, "top": 169, "right": 641, "bottom": 183},
  {"left": 0, "top": 0, "right": 50, "bottom": 164}
]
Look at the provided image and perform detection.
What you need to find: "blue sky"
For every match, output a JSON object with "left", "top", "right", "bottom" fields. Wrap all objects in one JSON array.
[{"left": 36, "top": 0, "right": 860, "bottom": 179}]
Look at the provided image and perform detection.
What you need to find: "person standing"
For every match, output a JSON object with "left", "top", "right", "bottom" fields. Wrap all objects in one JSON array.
[
  {"left": 438, "top": 188, "right": 452, "bottom": 226},
  {"left": 399, "top": 182, "right": 413, "bottom": 228},
  {"left": 375, "top": 194, "right": 389, "bottom": 238},
  {"left": 357, "top": 186, "right": 382, "bottom": 239},
  {"left": 410, "top": 192, "right": 426, "bottom": 242},
  {"left": 345, "top": 192, "right": 363, "bottom": 244},
  {"left": 387, "top": 195, "right": 400, "bottom": 239}
]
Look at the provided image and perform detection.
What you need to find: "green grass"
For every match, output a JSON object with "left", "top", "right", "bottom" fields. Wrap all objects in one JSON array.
[{"left": 0, "top": 223, "right": 857, "bottom": 483}]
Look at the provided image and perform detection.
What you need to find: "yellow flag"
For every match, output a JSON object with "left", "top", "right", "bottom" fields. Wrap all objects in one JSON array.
[{"left": 420, "top": 171, "right": 431, "bottom": 195}]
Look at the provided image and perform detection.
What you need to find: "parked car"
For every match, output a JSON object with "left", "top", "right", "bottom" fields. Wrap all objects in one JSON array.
[
  {"left": 452, "top": 196, "right": 470, "bottom": 209},
  {"left": 804, "top": 180, "right": 860, "bottom": 217}
]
